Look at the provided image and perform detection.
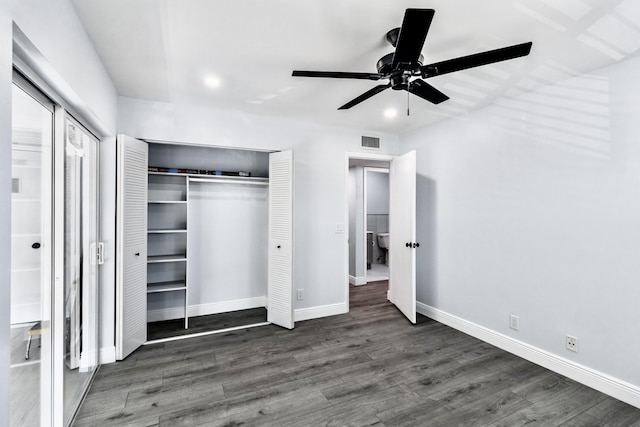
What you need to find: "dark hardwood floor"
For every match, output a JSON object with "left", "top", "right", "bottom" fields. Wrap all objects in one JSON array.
[
  {"left": 147, "top": 308, "right": 267, "bottom": 341},
  {"left": 74, "top": 281, "right": 640, "bottom": 426}
]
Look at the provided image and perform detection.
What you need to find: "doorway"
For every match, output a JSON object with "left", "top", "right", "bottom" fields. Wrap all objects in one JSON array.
[
  {"left": 346, "top": 154, "right": 392, "bottom": 311},
  {"left": 346, "top": 151, "right": 418, "bottom": 323}
]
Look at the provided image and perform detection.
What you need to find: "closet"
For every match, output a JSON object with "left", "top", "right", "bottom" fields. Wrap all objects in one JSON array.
[{"left": 116, "top": 135, "right": 293, "bottom": 359}]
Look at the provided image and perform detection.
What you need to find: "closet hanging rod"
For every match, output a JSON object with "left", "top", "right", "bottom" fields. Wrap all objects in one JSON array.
[{"left": 189, "top": 177, "right": 269, "bottom": 186}]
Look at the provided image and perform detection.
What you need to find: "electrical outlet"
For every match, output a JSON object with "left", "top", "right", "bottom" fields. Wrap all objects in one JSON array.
[
  {"left": 566, "top": 335, "right": 578, "bottom": 352},
  {"left": 509, "top": 314, "right": 520, "bottom": 331},
  {"left": 297, "top": 289, "right": 304, "bottom": 300}
]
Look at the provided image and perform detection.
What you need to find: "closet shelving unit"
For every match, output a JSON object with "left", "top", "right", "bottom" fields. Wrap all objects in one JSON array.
[
  {"left": 146, "top": 169, "right": 269, "bottom": 330},
  {"left": 147, "top": 173, "right": 189, "bottom": 328}
]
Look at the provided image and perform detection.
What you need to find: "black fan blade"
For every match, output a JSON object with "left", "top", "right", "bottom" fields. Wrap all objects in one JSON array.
[
  {"left": 407, "top": 79, "right": 449, "bottom": 104},
  {"left": 338, "top": 84, "right": 391, "bottom": 110},
  {"left": 391, "top": 9, "right": 435, "bottom": 69},
  {"left": 422, "top": 42, "right": 533, "bottom": 78},
  {"left": 292, "top": 70, "right": 382, "bottom": 80}
]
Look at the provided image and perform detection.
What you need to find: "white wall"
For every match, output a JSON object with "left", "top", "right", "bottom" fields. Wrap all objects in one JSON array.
[
  {"left": 118, "top": 96, "right": 400, "bottom": 317},
  {"left": 403, "top": 56, "right": 640, "bottom": 401},
  {"left": 0, "top": 2, "right": 118, "bottom": 419},
  {"left": 0, "top": 9, "right": 13, "bottom": 427},
  {"left": 366, "top": 170, "right": 389, "bottom": 215},
  {"left": 187, "top": 182, "right": 268, "bottom": 315}
]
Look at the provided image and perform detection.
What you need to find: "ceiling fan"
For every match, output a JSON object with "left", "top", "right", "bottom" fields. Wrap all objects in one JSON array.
[{"left": 292, "top": 9, "right": 532, "bottom": 110}]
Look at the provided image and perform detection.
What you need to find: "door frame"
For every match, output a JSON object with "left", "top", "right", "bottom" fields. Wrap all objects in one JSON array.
[{"left": 344, "top": 152, "right": 395, "bottom": 313}]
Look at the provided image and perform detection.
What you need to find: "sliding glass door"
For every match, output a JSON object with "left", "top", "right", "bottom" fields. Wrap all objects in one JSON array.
[
  {"left": 10, "top": 73, "right": 54, "bottom": 427},
  {"left": 10, "top": 70, "right": 101, "bottom": 426},
  {"left": 62, "top": 116, "right": 100, "bottom": 425},
  {"left": 64, "top": 116, "right": 101, "bottom": 424}
]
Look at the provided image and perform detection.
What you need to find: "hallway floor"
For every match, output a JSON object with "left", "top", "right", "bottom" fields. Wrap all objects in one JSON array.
[{"left": 366, "top": 262, "right": 389, "bottom": 282}]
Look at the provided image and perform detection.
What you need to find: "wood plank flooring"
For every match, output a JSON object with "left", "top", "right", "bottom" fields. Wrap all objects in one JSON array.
[
  {"left": 147, "top": 308, "right": 267, "bottom": 341},
  {"left": 74, "top": 281, "right": 640, "bottom": 426},
  {"left": 10, "top": 324, "right": 40, "bottom": 427}
]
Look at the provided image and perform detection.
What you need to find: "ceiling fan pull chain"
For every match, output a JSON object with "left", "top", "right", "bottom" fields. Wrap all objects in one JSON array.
[{"left": 407, "top": 82, "right": 411, "bottom": 116}]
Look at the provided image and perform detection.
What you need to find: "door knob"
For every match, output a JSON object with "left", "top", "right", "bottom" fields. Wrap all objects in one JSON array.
[
  {"left": 406, "top": 242, "right": 411, "bottom": 247},
  {"left": 277, "top": 245, "right": 281, "bottom": 249},
  {"left": 413, "top": 242, "right": 420, "bottom": 248},
  {"left": 32, "top": 242, "right": 41, "bottom": 249},
  {"left": 135, "top": 252, "right": 140, "bottom": 256}
]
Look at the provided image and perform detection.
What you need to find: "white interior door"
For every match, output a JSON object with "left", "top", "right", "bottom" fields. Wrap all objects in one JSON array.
[
  {"left": 267, "top": 150, "right": 294, "bottom": 329},
  {"left": 116, "top": 134, "right": 148, "bottom": 359},
  {"left": 389, "top": 150, "right": 417, "bottom": 323}
]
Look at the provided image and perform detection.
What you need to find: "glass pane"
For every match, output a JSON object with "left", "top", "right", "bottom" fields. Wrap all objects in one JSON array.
[
  {"left": 63, "top": 119, "right": 99, "bottom": 426},
  {"left": 10, "top": 82, "right": 53, "bottom": 426}
]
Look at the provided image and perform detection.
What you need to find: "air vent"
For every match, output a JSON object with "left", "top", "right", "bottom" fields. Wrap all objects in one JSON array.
[
  {"left": 12, "top": 178, "right": 20, "bottom": 194},
  {"left": 361, "top": 136, "right": 381, "bottom": 149}
]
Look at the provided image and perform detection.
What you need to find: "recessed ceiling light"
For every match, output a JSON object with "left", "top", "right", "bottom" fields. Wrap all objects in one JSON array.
[
  {"left": 204, "top": 76, "right": 221, "bottom": 88},
  {"left": 384, "top": 108, "right": 397, "bottom": 119}
]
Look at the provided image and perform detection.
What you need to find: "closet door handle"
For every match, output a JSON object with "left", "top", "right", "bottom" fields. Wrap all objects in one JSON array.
[
  {"left": 32, "top": 242, "right": 41, "bottom": 249},
  {"left": 135, "top": 252, "right": 140, "bottom": 256},
  {"left": 277, "top": 245, "right": 281, "bottom": 249}
]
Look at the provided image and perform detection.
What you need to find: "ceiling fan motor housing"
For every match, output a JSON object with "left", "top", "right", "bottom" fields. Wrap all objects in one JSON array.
[{"left": 376, "top": 52, "right": 424, "bottom": 84}]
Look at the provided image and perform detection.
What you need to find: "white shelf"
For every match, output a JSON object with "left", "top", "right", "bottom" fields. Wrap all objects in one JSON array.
[
  {"left": 147, "top": 254, "right": 187, "bottom": 263},
  {"left": 147, "top": 281, "right": 187, "bottom": 294},
  {"left": 147, "top": 229, "right": 187, "bottom": 234},
  {"left": 11, "top": 267, "right": 40, "bottom": 273},
  {"left": 148, "top": 200, "right": 187, "bottom": 204}
]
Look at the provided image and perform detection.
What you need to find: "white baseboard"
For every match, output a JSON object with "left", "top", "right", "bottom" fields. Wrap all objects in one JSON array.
[
  {"left": 295, "top": 302, "right": 347, "bottom": 322},
  {"left": 147, "top": 296, "right": 267, "bottom": 323},
  {"left": 188, "top": 297, "right": 267, "bottom": 317},
  {"left": 416, "top": 302, "right": 640, "bottom": 409},
  {"left": 99, "top": 346, "right": 116, "bottom": 364},
  {"left": 149, "top": 299, "right": 346, "bottom": 325},
  {"left": 349, "top": 275, "right": 367, "bottom": 286}
]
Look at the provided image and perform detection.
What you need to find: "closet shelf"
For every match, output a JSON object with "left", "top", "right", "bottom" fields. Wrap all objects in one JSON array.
[
  {"left": 12, "top": 198, "right": 41, "bottom": 203},
  {"left": 148, "top": 229, "right": 187, "bottom": 234},
  {"left": 189, "top": 176, "right": 268, "bottom": 186},
  {"left": 147, "top": 254, "right": 187, "bottom": 263},
  {"left": 148, "top": 200, "right": 187, "bottom": 204},
  {"left": 147, "top": 281, "right": 187, "bottom": 293}
]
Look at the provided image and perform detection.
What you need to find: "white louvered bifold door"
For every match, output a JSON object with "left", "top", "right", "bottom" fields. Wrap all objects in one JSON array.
[
  {"left": 267, "top": 150, "right": 294, "bottom": 329},
  {"left": 116, "top": 135, "right": 148, "bottom": 359}
]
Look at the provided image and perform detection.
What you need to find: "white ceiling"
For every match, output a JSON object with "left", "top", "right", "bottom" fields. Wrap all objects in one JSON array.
[{"left": 70, "top": 0, "right": 640, "bottom": 134}]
